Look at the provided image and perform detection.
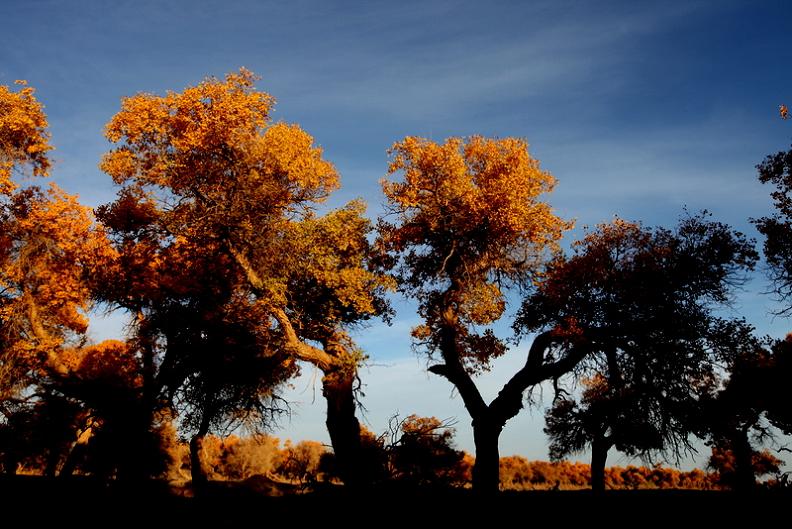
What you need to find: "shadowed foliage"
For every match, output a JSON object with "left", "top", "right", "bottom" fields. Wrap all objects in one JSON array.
[{"left": 521, "top": 215, "right": 757, "bottom": 491}]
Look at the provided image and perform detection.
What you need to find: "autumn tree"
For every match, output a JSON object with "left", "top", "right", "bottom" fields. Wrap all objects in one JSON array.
[
  {"left": 0, "top": 81, "right": 51, "bottom": 195},
  {"left": 278, "top": 439, "right": 328, "bottom": 485},
  {"left": 0, "top": 82, "right": 119, "bottom": 476},
  {"left": 377, "top": 135, "right": 572, "bottom": 493},
  {"left": 522, "top": 217, "right": 757, "bottom": 492},
  {"left": 98, "top": 69, "right": 392, "bottom": 488}
]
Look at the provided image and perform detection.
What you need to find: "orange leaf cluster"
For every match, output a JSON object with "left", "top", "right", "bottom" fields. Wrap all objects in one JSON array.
[{"left": 0, "top": 81, "right": 52, "bottom": 195}]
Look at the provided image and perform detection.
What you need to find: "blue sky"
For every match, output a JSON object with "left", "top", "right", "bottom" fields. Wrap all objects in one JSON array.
[{"left": 3, "top": 0, "right": 791, "bottom": 466}]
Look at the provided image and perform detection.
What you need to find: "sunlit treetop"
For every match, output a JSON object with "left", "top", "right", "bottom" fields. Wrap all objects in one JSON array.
[
  {"left": 378, "top": 135, "right": 571, "bottom": 372},
  {"left": 100, "top": 68, "right": 339, "bottom": 247},
  {"left": 381, "top": 136, "right": 571, "bottom": 293},
  {"left": 0, "top": 81, "right": 52, "bottom": 195}
]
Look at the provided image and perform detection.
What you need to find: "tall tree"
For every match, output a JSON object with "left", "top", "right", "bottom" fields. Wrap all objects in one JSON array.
[
  {"left": 522, "top": 217, "right": 757, "bottom": 492},
  {"left": 98, "top": 69, "right": 392, "bottom": 488},
  {"left": 377, "top": 135, "right": 571, "bottom": 493}
]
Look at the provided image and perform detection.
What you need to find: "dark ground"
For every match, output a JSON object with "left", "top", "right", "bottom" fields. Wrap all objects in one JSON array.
[{"left": 0, "top": 475, "right": 787, "bottom": 527}]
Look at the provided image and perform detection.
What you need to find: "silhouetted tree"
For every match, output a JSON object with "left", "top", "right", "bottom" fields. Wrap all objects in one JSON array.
[
  {"left": 520, "top": 216, "right": 758, "bottom": 492},
  {"left": 753, "top": 141, "right": 792, "bottom": 312},
  {"left": 544, "top": 375, "right": 666, "bottom": 492},
  {"left": 697, "top": 325, "right": 792, "bottom": 491}
]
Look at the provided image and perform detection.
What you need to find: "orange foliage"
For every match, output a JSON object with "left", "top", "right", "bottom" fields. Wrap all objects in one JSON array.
[
  {"left": 100, "top": 68, "right": 338, "bottom": 247},
  {"left": 0, "top": 82, "right": 113, "bottom": 392},
  {"left": 0, "top": 81, "right": 51, "bottom": 194},
  {"left": 61, "top": 340, "right": 139, "bottom": 387},
  {"left": 498, "top": 456, "right": 718, "bottom": 491},
  {"left": 708, "top": 445, "right": 783, "bottom": 488},
  {"left": 0, "top": 185, "right": 113, "bottom": 382},
  {"left": 379, "top": 135, "right": 571, "bottom": 372}
]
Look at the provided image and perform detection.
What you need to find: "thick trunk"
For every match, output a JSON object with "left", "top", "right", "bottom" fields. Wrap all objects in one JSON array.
[
  {"left": 44, "top": 448, "right": 60, "bottom": 477},
  {"left": 2, "top": 454, "right": 18, "bottom": 476},
  {"left": 58, "top": 447, "right": 78, "bottom": 478},
  {"left": 190, "top": 433, "right": 207, "bottom": 492},
  {"left": 472, "top": 419, "right": 502, "bottom": 494},
  {"left": 190, "top": 416, "right": 211, "bottom": 494},
  {"left": 322, "top": 370, "right": 366, "bottom": 488},
  {"left": 590, "top": 436, "right": 609, "bottom": 493},
  {"left": 731, "top": 429, "right": 755, "bottom": 492}
]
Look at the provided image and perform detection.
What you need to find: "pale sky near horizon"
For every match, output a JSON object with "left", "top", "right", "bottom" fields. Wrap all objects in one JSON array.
[{"left": 2, "top": 0, "right": 791, "bottom": 469}]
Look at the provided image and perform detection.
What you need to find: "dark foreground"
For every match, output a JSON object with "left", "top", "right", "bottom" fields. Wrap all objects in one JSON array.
[{"left": 1, "top": 475, "right": 788, "bottom": 527}]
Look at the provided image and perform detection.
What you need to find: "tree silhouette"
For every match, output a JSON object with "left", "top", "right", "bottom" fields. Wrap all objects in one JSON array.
[
  {"left": 697, "top": 325, "right": 792, "bottom": 491},
  {"left": 753, "top": 141, "right": 792, "bottom": 313},
  {"left": 385, "top": 414, "right": 468, "bottom": 488},
  {"left": 544, "top": 375, "right": 666, "bottom": 492},
  {"left": 520, "top": 216, "right": 757, "bottom": 492}
]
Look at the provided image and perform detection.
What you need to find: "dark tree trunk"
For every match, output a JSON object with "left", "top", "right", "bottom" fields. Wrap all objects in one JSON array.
[
  {"left": 190, "top": 433, "right": 207, "bottom": 492},
  {"left": 59, "top": 428, "right": 87, "bottom": 478},
  {"left": 590, "top": 436, "right": 610, "bottom": 493},
  {"left": 472, "top": 419, "right": 502, "bottom": 495},
  {"left": 2, "top": 454, "right": 18, "bottom": 476},
  {"left": 731, "top": 428, "right": 756, "bottom": 492},
  {"left": 190, "top": 416, "right": 211, "bottom": 495},
  {"left": 44, "top": 448, "right": 60, "bottom": 477},
  {"left": 322, "top": 369, "right": 366, "bottom": 488}
]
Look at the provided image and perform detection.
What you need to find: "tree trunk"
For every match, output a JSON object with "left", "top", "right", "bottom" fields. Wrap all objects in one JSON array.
[
  {"left": 590, "top": 436, "right": 609, "bottom": 493},
  {"left": 190, "top": 416, "right": 211, "bottom": 495},
  {"left": 44, "top": 448, "right": 60, "bottom": 477},
  {"left": 58, "top": 446, "right": 78, "bottom": 478},
  {"left": 190, "top": 433, "right": 207, "bottom": 492},
  {"left": 322, "top": 369, "right": 366, "bottom": 488},
  {"left": 472, "top": 418, "right": 502, "bottom": 494},
  {"left": 2, "top": 454, "right": 18, "bottom": 476},
  {"left": 731, "top": 428, "right": 755, "bottom": 492}
]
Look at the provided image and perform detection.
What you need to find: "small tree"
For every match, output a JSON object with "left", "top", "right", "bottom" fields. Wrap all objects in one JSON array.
[
  {"left": 544, "top": 375, "right": 665, "bottom": 492},
  {"left": 385, "top": 414, "right": 467, "bottom": 488}
]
